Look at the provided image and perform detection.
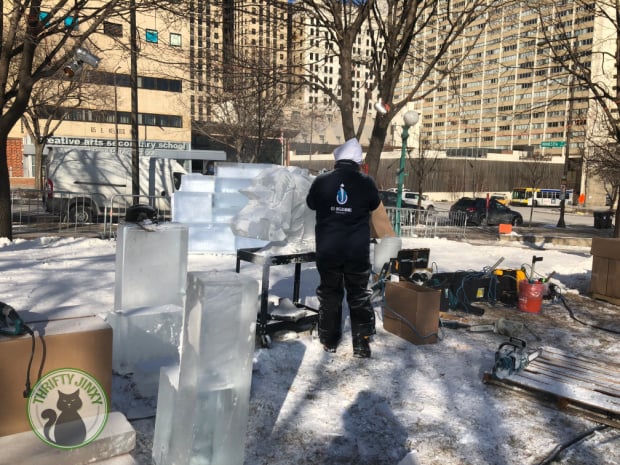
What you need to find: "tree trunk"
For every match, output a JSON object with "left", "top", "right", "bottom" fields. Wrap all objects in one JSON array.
[
  {"left": 365, "top": 116, "right": 390, "bottom": 179},
  {"left": 0, "top": 142, "right": 13, "bottom": 241},
  {"left": 614, "top": 184, "right": 620, "bottom": 238}
]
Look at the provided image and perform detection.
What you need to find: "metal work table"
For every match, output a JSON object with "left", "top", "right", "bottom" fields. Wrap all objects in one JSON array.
[{"left": 236, "top": 247, "right": 318, "bottom": 347}]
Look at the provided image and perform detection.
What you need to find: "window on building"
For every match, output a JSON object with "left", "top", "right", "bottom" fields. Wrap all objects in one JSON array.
[
  {"left": 170, "top": 33, "right": 182, "bottom": 47},
  {"left": 146, "top": 29, "right": 158, "bottom": 44},
  {"left": 104, "top": 21, "right": 123, "bottom": 37},
  {"left": 64, "top": 16, "right": 78, "bottom": 29}
]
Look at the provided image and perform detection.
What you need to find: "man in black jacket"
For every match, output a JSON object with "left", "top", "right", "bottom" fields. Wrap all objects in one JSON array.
[{"left": 306, "top": 138, "right": 381, "bottom": 358}]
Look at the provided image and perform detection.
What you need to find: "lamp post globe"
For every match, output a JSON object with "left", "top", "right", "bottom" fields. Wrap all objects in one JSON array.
[
  {"left": 395, "top": 110, "right": 420, "bottom": 235},
  {"left": 403, "top": 111, "right": 419, "bottom": 128}
]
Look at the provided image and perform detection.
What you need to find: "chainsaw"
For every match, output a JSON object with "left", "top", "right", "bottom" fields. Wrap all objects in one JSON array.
[
  {"left": 492, "top": 337, "right": 542, "bottom": 380},
  {"left": 0, "top": 301, "right": 31, "bottom": 336}
]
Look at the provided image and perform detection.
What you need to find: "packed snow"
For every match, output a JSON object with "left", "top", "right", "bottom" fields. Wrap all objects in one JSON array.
[{"left": 0, "top": 234, "right": 618, "bottom": 465}]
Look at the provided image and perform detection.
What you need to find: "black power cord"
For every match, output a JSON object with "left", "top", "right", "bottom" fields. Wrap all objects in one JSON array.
[
  {"left": 536, "top": 424, "right": 609, "bottom": 465},
  {"left": 549, "top": 285, "right": 620, "bottom": 336}
]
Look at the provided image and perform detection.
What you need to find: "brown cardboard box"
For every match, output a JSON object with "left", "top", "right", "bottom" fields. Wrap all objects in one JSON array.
[
  {"left": 589, "top": 237, "right": 620, "bottom": 299},
  {"left": 608, "top": 259, "right": 620, "bottom": 298},
  {"left": 590, "top": 256, "right": 610, "bottom": 295},
  {"left": 383, "top": 280, "right": 440, "bottom": 345},
  {"left": 590, "top": 237, "right": 620, "bottom": 260},
  {"left": 370, "top": 202, "right": 396, "bottom": 239},
  {"left": 0, "top": 316, "right": 112, "bottom": 437}
]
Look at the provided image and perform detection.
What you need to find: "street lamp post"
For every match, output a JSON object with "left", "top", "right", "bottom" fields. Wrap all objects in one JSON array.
[
  {"left": 395, "top": 110, "right": 419, "bottom": 235},
  {"left": 557, "top": 74, "right": 575, "bottom": 228}
]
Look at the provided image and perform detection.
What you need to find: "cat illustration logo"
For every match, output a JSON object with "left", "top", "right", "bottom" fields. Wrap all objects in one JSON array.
[{"left": 27, "top": 368, "right": 109, "bottom": 449}]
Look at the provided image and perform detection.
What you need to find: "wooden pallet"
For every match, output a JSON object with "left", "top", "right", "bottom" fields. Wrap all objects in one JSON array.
[
  {"left": 590, "top": 292, "right": 620, "bottom": 307},
  {"left": 483, "top": 346, "right": 620, "bottom": 428}
]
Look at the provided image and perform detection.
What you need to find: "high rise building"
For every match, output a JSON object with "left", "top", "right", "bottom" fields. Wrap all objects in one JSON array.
[{"left": 394, "top": 1, "right": 611, "bottom": 204}]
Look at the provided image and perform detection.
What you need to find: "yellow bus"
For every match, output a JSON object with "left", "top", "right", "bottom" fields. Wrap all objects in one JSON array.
[{"left": 510, "top": 187, "right": 573, "bottom": 207}]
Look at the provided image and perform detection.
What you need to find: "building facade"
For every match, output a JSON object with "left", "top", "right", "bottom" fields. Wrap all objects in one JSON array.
[
  {"left": 394, "top": 1, "right": 612, "bottom": 206},
  {"left": 9, "top": 6, "right": 192, "bottom": 187}
]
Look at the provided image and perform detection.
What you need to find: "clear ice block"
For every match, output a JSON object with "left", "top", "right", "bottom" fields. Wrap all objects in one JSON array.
[
  {"left": 154, "top": 271, "right": 258, "bottom": 465},
  {"left": 114, "top": 223, "right": 188, "bottom": 310}
]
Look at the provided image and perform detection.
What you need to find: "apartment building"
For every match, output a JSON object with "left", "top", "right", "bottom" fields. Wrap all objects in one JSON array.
[
  {"left": 287, "top": 6, "right": 379, "bottom": 153},
  {"left": 395, "top": 1, "right": 612, "bottom": 204},
  {"left": 190, "top": 0, "right": 291, "bottom": 154}
]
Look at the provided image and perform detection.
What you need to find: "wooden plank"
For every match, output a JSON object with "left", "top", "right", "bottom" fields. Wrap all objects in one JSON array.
[
  {"left": 525, "top": 361, "right": 620, "bottom": 398},
  {"left": 509, "top": 370, "right": 620, "bottom": 413},
  {"left": 542, "top": 346, "right": 620, "bottom": 374},
  {"left": 485, "top": 346, "right": 620, "bottom": 425},
  {"left": 525, "top": 351, "right": 620, "bottom": 395},
  {"left": 591, "top": 292, "right": 620, "bottom": 306},
  {"left": 483, "top": 374, "right": 620, "bottom": 429}
]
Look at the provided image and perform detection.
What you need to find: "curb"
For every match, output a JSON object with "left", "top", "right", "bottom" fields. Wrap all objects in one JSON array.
[{"left": 499, "top": 234, "right": 592, "bottom": 248}]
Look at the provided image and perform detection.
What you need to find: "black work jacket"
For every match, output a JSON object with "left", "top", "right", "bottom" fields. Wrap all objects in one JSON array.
[{"left": 306, "top": 160, "right": 380, "bottom": 269}]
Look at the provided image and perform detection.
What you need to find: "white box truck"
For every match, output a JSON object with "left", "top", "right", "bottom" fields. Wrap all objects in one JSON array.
[{"left": 44, "top": 149, "right": 187, "bottom": 223}]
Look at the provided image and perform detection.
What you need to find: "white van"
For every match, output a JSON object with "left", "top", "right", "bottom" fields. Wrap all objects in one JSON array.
[{"left": 44, "top": 149, "right": 186, "bottom": 222}]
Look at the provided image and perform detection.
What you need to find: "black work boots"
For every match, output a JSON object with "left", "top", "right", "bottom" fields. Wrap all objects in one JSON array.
[
  {"left": 352, "top": 334, "right": 371, "bottom": 358},
  {"left": 321, "top": 334, "right": 372, "bottom": 358}
]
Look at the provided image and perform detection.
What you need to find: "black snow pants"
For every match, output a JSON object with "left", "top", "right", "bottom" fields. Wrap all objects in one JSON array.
[{"left": 316, "top": 262, "right": 376, "bottom": 344}]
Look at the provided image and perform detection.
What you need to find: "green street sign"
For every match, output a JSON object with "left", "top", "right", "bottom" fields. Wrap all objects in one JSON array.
[{"left": 540, "top": 141, "right": 565, "bottom": 148}]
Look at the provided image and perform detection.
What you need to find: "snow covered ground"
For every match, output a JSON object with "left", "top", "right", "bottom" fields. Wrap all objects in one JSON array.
[{"left": 1, "top": 234, "right": 618, "bottom": 465}]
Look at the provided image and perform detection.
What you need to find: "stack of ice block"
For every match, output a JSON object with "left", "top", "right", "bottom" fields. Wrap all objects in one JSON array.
[
  {"left": 107, "top": 223, "right": 188, "bottom": 395},
  {"left": 152, "top": 271, "right": 259, "bottom": 465},
  {"left": 172, "top": 163, "right": 274, "bottom": 253}
]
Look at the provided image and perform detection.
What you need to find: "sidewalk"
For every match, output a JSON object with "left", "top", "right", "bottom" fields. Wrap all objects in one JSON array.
[{"left": 498, "top": 222, "right": 615, "bottom": 247}]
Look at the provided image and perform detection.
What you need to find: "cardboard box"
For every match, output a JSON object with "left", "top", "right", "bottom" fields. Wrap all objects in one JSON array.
[
  {"left": 589, "top": 237, "right": 620, "bottom": 299},
  {"left": 0, "top": 316, "right": 112, "bottom": 437},
  {"left": 383, "top": 281, "right": 440, "bottom": 345},
  {"left": 590, "top": 256, "right": 609, "bottom": 296},
  {"left": 370, "top": 202, "right": 396, "bottom": 239},
  {"left": 590, "top": 237, "right": 620, "bottom": 260}
]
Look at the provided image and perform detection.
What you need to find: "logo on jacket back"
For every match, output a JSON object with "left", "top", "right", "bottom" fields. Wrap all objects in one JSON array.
[{"left": 336, "top": 184, "right": 348, "bottom": 205}]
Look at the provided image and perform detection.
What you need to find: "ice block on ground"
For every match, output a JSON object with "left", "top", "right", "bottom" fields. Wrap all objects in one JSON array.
[
  {"left": 153, "top": 271, "right": 258, "bottom": 465},
  {"left": 152, "top": 365, "right": 179, "bottom": 465},
  {"left": 114, "top": 223, "right": 188, "bottom": 310}
]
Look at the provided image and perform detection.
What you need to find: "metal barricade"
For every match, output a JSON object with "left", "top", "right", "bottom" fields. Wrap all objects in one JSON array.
[
  {"left": 102, "top": 194, "right": 172, "bottom": 239},
  {"left": 384, "top": 207, "right": 467, "bottom": 239},
  {"left": 10, "top": 189, "right": 171, "bottom": 239}
]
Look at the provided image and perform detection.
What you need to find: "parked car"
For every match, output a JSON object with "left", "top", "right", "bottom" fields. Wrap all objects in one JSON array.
[
  {"left": 449, "top": 197, "right": 523, "bottom": 226},
  {"left": 379, "top": 190, "right": 420, "bottom": 209},
  {"left": 402, "top": 191, "right": 435, "bottom": 210}
]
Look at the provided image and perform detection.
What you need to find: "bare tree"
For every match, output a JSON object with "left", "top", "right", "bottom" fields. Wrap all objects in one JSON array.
[
  {"left": 21, "top": 67, "right": 113, "bottom": 190},
  {"left": 406, "top": 135, "right": 440, "bottom": 209},
  {"left": 0, "top": 1, "right": 187, "bottom": 240},
  {"left": 520, "top": 154, "right": 553, "bottom": 227},
  {"left": 291, "top": 0, "right": 501, "bottom": 180}
]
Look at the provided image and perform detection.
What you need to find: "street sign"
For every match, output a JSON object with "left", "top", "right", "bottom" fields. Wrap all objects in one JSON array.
[{"left": 540, "top": 141, "right": 566, "bottom": 148}]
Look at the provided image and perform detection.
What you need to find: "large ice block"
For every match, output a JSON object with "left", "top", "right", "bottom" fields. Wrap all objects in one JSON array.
[
  {"left": 187, "top": 223, "right": 236, "bottom": 253},
  {"left": 214, "top": 162, "right": 275, "bottom": 178},
  {"left": 172, "top": 191, "right": 213, "bottom": 223},
  {"left": 213, "top": 192, "right": 248, "bottom": 209},
  {"left": 152, "top": 365, "right": 179, "bottom": 465},
  {"left": 153, "top": 271, "right": 259, "bottom": 465},
  {"left": 114, "top": 223, "right": 188, "bottom": 310},
  {"left": 101, "top": 304, "right": 183, "bottom": 389},
  {"left": 214, "top": 177, "right": 253, "bottom": 193},
  {"left": 179, "top": 173, "right": 215, "bottom": 192}
]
